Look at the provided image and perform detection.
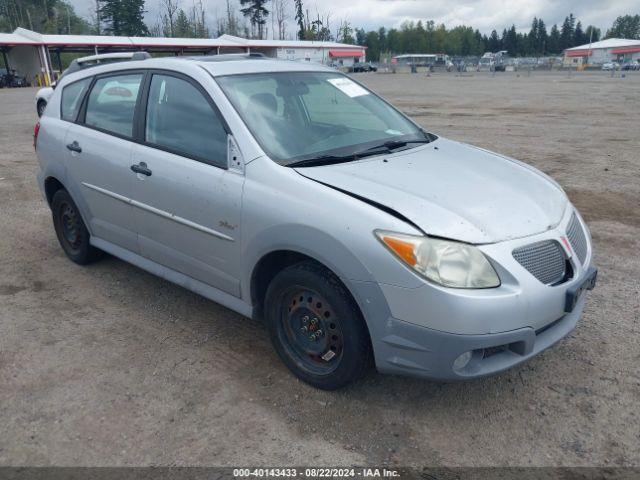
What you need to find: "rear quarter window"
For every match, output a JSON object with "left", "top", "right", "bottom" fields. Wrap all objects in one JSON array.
[{"left": 60, "top": 78, "right": 92, "bottom": 121}]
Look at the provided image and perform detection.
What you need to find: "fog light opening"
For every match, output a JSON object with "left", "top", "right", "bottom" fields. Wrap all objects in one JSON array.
[{"left": 453, "top": 350, "right": 473, "bottom": 371}]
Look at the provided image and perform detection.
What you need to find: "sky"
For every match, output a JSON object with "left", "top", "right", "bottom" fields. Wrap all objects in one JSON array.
[{"left": 68, "top": 0, "right": 637, "bottom": 37}]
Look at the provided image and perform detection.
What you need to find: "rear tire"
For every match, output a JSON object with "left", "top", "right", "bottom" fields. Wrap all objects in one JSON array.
[
  {"left": 264, "top": 261, "right": 371, "bottom": 390},
  {"left": 37, "top": 99, "right": 46, "bottom": 117},
  {"left": 51, "top": 189, "right": 102, "bottom": 265}
]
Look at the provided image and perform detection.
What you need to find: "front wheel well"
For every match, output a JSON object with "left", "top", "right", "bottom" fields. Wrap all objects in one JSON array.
[
  {"left": 44, "top": 177, "right": 65, "bottom": 206},
  {"left": 250, "top": 250, "right": 368, "bottom": 326},
  {"left": 251, "top": 250, "right": 312, "bottom": 319}
]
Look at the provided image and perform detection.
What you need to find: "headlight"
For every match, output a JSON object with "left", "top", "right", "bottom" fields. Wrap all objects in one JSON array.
[{"left": 375, "top": 231, "right": 500, "bottom": 288}]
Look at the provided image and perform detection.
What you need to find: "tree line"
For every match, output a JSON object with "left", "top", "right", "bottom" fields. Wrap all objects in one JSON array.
[
  {"left": 0, "top": 0, "right": 92, "bottom": 34},
  {"left": 356, "top": 15, "right": 603, "bottom": 62},
  {"left": 1, "top": 0, "right": 639, "bottom": 60}
]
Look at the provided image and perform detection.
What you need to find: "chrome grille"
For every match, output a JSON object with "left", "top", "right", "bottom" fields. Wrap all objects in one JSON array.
[
  {"left": 566, "top": 212, "right": 587, "bottom": 265},
  {"left": 513, "top": 240, "right": 566, "bottom": 285}
]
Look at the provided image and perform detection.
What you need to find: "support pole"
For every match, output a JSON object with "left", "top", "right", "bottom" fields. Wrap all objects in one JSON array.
[
  {"left": 1, "top": 48, "right": 10, "bottom": 71},
  {"left": 46, "top": 47, "right": 55, "bottom": 81}
]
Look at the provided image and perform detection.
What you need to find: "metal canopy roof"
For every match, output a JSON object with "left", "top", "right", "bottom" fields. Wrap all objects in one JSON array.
[
  {"left": 0, "top": 28, "right": 365, "bottom": 52},
  {"left": 565, "top": 38, "right": 640, "bottom": 52},
  {"left": 0, "top": 32, "right": 40, "bottom": 46}
]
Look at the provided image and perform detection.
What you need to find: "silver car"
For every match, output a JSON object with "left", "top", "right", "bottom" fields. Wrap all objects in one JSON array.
[{"left": 34, "top": 55, "right": 597, "bottom": 389}]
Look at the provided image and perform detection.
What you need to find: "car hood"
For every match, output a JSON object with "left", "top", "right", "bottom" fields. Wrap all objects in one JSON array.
[{"left": 295, "top": 138, "right": 568, "bottom": 244}]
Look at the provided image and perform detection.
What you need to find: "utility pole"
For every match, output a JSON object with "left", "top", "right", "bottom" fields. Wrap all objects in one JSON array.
[
  {"left": 586, "top": 28, "right": 593, "bottom": 66},
  {"left": 95, "top": 0, "right": 101, "bottom": 34}
]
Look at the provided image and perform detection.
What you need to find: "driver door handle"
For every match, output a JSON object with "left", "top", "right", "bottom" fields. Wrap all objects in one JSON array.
[
  {"left": 131, "top": 161, "right": 152, "bottom": 177},
  {"left": 66, "top": 141, "right": 82, "bottom": 153}
]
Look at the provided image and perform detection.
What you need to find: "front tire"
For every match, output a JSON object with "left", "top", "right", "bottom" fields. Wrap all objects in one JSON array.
[
  {"left": 264, "top": 261, "right": 371, "bottom": 390},
  {"left": 51, "top": 189, "right": 102, "bottom": 265}
]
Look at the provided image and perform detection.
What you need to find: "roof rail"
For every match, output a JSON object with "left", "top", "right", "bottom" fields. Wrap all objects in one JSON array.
[
  {"left": 188, "top": 52, "right": 267, "bottom": 62},
  {"left": 64, "top": 51, "right": 151, "bottom": 76}
]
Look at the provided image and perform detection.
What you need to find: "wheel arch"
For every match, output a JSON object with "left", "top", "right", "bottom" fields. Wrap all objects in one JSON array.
[
  {"left": 44, "top": 176, "right": 66, "bottom": 206},
  {"left": 42, "top": 175, "right": 94, "bottom": 237},
  {"left": 250, "top": 249, "right": 317, "bottom": 319},
  {"left": 245, "top": 225, "right": 379, "bottom": 323},
  {"left": 36, "top": 98, "right": 47, "bottom": 116}
]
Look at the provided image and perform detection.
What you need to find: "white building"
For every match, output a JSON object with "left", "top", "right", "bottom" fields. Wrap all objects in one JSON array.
[
  {"left": 564, "top": 38, "right": 640, "bottom": 66},
  {"left": 0, "top": 28, "right": 365, "bottom": 86}
]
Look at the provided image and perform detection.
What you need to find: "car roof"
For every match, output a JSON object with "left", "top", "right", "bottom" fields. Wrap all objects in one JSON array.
[
  {"left": 71, "top": 54, "right": 333, "bottom": 79},
  {"left": 56, "top": 54, "right": 337, "bottom": 88},
  {"left": 195, "top": 57, "right": 335, "bottom": 76}
]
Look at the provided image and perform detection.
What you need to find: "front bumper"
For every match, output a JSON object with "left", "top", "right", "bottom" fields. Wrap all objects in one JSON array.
[
  {"left": 350, "top": 206, "right": 596, "bottom": 380},
  {"left": 375, "top": 283, "right": 591, "bottom": 380}
]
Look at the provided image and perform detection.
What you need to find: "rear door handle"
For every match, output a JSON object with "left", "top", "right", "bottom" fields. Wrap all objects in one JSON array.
[
  {"left": 131, "top": 162, "right": 152, "bottom": 176},
  {"left": 66, "top": 141, "right": 82, "bottom": 153}
]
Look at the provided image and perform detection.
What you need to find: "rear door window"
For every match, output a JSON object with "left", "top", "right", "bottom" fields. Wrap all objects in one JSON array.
[
  {"left": 61, "top": 78, "right": 91, "bottom": 121},
  {"left": 144, "top": 74, "right": 228, "bottom": 168},
  {"left": 84, "top": 73, "right": 143, "bottom": 138}
]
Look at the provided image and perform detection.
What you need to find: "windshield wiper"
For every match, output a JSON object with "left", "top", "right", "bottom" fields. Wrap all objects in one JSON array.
[
  {"left": 287, "top": 154, "right": 358, "bottom": 168},
  {"left": 360, "top": 137, "right": 432, "bottom": 153},
  {"left": 288, "top": 137, "right": 433, "bottom": 168}
]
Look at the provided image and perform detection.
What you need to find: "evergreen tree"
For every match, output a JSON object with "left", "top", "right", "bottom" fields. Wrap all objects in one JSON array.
[
  {"left": 99, "top": 0, "right": 148, "bottom": 36},
  {"left": 488, "top": 29, "right": 500, "bottom": 52},
  {"left": 606, "top": 14, "right": 640, "bottom": 39},
  {"left": 239, "top": 0, "right": 269, "bottom": 39},
  {"left": 502, "top": 25, "right": 517, "bottom": 55},
  {"left": 294, "top": 0, "right": 305, "bottom": 40},
  {"left": 364, "top": 30, "right": 380, "bottom": 61},
  {"left": 548, "top": 24, "right": 560, "bottom": 53},
  {"left": 559, "top": 14, "right": 575, "bottom": 50},
  {"left": 386, "top": 28, "right": 400, "bottom": 52},
  {"left": 174, "top": 9, "right": 191, "bottom": 37},
  {"left": 584, "top": 25, "right": 601, "bottom": 43},
  {"left": 529, "top": 17, "right": 539, "bottom": 53},
  {"left": 536, "top": 19, "right": 548, "bottom": 55},
  {"left": 378, "top": 27, "right": 387, "bottom": 53},
  {"left": 481, "top": 34, "right": 489, "bottom": 52},
  {"left": 574, "top": 21, "right": 585, "bottom": 46},
  {"left": 516, "top": 32, "right": 529, "bottom": 56}
]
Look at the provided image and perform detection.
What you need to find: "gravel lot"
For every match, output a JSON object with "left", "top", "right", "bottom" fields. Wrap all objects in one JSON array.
[{"left": 0, "top": 71, "right": 638, "bottom": 467}]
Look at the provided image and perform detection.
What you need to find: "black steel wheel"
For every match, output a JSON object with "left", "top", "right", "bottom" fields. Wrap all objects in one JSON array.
[
  {"left": 51, "top": 189, "right": 102, "bottom": 265},
  {"left": 264, "top": 261, "right": 372, "bottom": 390},
  {"left": 280, "top": 287, "right": 344, "bottom": 375}
]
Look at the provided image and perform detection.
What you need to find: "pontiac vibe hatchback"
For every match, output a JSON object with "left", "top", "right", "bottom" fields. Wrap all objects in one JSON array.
[{"left": 35, "top": 54, "right": 597, "bottom": 389}]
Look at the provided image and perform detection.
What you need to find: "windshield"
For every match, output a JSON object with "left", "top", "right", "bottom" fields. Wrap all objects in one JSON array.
[{"left": 216, "top": 71, "right": 428, "bottom": 165}]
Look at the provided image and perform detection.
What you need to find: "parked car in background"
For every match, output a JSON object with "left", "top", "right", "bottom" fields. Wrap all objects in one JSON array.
[
  {"left": 35, "top": 51, "right": 150, "bottom": 117},
  {"left": 352, "top": 62, "right": 378, "bottom": 73},
  {"left": 601, "top": 62, "right": 619, "bottom": 71},
  {"left": 34, "top": 54, "right": 596, "bottom": 390},
  {"left": 621, "top": 61, "right": 640, "bottom": 71},
  {"left": 0, "top": 68, "right": 29, "bottom": 88}
]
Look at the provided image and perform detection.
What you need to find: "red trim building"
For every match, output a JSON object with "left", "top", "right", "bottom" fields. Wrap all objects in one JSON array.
[{"left": 563, "top": 38, "right": 640, "bottom": 66}]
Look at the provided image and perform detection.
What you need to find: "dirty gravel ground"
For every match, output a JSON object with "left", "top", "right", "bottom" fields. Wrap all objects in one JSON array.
[{"left": 0, "top": 71, "right": 638, "bottom": 467}]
